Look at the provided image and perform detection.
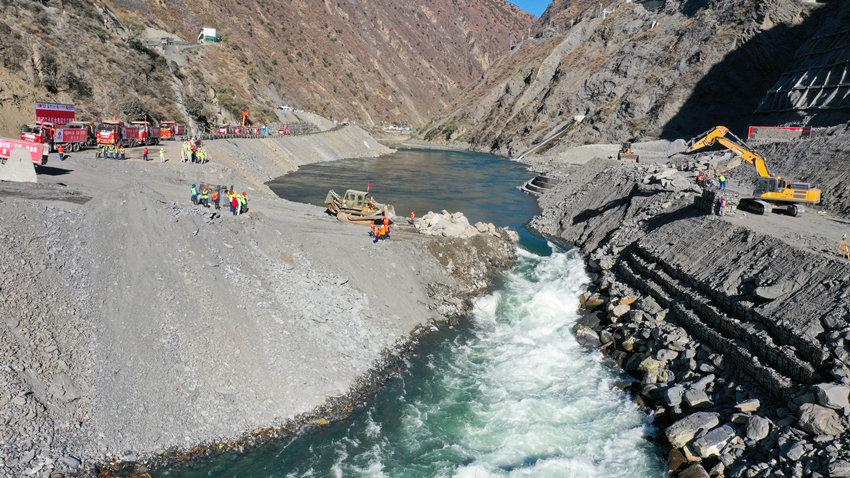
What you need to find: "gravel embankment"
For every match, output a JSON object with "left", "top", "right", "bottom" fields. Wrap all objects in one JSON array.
[{"left": 0, "top": 126, "right": 515, "bottom": 477}]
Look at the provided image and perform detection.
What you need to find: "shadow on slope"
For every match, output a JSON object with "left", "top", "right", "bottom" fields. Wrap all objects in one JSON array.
[{"left": 660, "top": 1, "right": 837, "bottom": 138}]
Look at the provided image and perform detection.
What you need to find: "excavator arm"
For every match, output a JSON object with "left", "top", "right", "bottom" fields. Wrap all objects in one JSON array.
[{"left": 685, "top": 126, "right": 772, "bottom": 178}]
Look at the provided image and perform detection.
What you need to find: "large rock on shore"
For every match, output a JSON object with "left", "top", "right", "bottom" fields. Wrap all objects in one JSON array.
[
  {"left": 814, "top": 383, "right": 850, "bottom": 413},
  {"left": 666, "top": 412, "right": 720, "bottom": 448},
  {"left": 691, "top": 424, "right": 735, "bottom": 458},
  {"left": 798, "top": 403, "right": 845, "bottom": 436}
]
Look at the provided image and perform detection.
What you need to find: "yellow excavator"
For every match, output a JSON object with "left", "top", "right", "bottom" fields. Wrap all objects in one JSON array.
[{"left": 685, "top": 126, "right": 821, "bottom": 216}]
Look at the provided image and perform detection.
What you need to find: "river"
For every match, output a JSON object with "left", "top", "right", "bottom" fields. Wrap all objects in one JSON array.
[{"left": 156, "top": 148, "right": 664, "bottom": 477}]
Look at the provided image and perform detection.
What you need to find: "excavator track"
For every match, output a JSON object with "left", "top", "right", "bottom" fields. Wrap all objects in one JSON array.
[{"left": 739, "top": 198, "right": 771, "bottom": 215}]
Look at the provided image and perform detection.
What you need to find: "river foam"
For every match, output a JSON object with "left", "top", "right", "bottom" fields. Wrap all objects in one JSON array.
[{"left": 204, "top": 247, "right": 665, "bottom": 478}]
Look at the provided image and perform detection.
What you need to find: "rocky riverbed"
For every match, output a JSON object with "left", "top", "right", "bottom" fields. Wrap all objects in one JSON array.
[
  {"left": 526, "top": 130, "right": 850, "bottom": 478},
  {"left": 0, "top": 127, "right": 517, "bottom": 477}
]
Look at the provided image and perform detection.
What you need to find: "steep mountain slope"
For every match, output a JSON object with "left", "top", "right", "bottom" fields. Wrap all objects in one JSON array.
[
  {"left": 0, "top": 0, "right": 534, "bottom": 136},
  {"left": 426, "top": 0, "right": 846, "bottom": 155}
]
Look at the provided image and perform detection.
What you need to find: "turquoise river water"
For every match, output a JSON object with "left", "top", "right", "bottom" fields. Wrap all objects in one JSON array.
[{"left": 157, "top": 148, "right": 665, "bottom": 477}]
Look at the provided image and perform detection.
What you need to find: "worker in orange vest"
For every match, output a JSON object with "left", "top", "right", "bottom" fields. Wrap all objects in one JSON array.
[
  {"left": 143, "top": 146, "right": 149, "bottom": 161},
  {"left": 370, "top": 222, "right": 376, "bottom": 238},
  {"left": 119, "top": 145, "right": 126, "bottom": 160},
  {"left": 212, "top": 189, "right": 220, "bottom": 210},
  {"left": 58, "top": 144, "right": 65, "bottom": 161}
]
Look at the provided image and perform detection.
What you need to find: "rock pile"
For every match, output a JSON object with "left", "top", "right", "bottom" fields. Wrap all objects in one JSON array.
[
  {"left": 414, "top": 210, "right": 515, "bottom": 240},
  {"left": 574, "top": 267, "right": 850, "bottom": 477}
]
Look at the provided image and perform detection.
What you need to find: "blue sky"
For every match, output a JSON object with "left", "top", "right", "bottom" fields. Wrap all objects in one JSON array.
[{"left": 506, "top": 0, "right": 552, "bottom": 17}]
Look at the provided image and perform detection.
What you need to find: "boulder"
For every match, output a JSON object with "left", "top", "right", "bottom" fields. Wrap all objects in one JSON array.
[
  {"left": 678, "top": 464, "right": 710, "bottom": 478},
  {"left": 442, "top": 222, "right": 467, "bottom": 237},
  {"left": 663, "top": 386, "right": 685, "bottom": 407},
  {"left": 575, "top": 328, "right": 601, "bottom": 348},
  {"left": 667, "top": 448, "right": 687, "bottom": 474},
  {"left": 684, "top": 389, "right": 710, "bottom": 407},
  {"left": 666, "top": 412, "right": 720, "bottom": 448},
  {"left": 782, "top": 440, "right": 806, "bottom": 461},
  {"left": 814, "top": 383, "right": 850, "bottom": 412},
  {"left": 734, "top": 399, "right": 760, "bottom": 413},
  {"left": 829, "top": 460, "right": 850, "bottom": 477},
  {"left": 798, "top": 403, "right": 846, "bottom": 436},
  {"left": 574, "top": 311, "right": 602, "bottom": 330},
  {"left": 691, "top": 374, "right": 715, "bottom": 391},
  {"left": 746, "top": 415, "right": 770, "bottom": 442},
  {"left": 691, "top": 424, "right": 736, "bottom": 458},
  {"left": 583, "top": 295, "right": 605, "bottom": 310},
  {"left": 638, "top": 357, "right": 665, "bottom": 375},
  {"left": 657, "top": 349, "right": 679, "bottom": 361},
  {"left": 612, "top": 304, "right": 631, "bottom": 317}
]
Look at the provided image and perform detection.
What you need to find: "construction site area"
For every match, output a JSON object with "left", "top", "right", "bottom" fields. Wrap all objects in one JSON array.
[{"left": 4, "top": 0, "right": 850, "bottom": 477}]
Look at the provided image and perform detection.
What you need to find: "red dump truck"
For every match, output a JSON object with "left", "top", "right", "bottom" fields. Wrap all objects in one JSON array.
[
  {"left": 20, "top": 123, "right": 57, "bottom": 152},
  {"left": 130, "top": 121, "right": 161, "bottom": 145},
  {"left": 97, "top": 121, "right": 142, "bottom": 146},
  {"left": 160, "top": 121, "right": 185, "bottom": 140},
  {"left": 21, "top": 122, "right": 95, "bottom": 152}
]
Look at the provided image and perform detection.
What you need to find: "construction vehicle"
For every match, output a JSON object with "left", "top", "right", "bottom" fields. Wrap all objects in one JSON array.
[
  {"left": 130, "top": 121, "right": 161, "bottom": 145},
  {"left": 20, "top": 122, "right": 57, "bottom": 152},
  {"left": 325, "top": 189, "right": 396, "bottom": 223},
  {"left": 160, "top": 121, "right": 185, "bottom": 140},
  {"left": 97, "top": 120, "right": 142, "bottom": 147},
  {"left": 685, "top": 126, "right": 821, "bottom": 216},
  {"left": 618, "top": 141, "right": 639, "bottom": 162},
  {"left": 23, "top": 121, "right": 97, "bottom": 152},
  {"left": 58, "top": 122, "right": 97, "bottom": 151}
]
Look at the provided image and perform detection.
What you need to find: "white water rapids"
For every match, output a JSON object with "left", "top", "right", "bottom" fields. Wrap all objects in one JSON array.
[{"left": 165, "top": 246, "right": 665, "bottom": 477}]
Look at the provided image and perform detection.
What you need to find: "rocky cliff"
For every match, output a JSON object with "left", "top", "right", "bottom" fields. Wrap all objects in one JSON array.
[
  {"left": 427, "top": 0, "right": 850, "bottom": 155},
  {"left": 0, "top": 0, "right": 533, "bottom": 136}
]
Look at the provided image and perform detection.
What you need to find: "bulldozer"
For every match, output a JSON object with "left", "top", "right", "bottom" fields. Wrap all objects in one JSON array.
[
  {"left": 618, "top": 141, "right": 639, "bottom": 162},
  {"left": 684, "top": 126, "right": 821, "bottom": 216}
]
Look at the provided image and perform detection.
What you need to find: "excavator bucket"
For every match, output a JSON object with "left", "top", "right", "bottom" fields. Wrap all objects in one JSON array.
[
  {"left": 0, "top": 148, "right": 38, "bottom": 183},
  {"left": 618, "top": 152, "right": 639, "bottom": 162},
  {"left": 618, "top": 142, "right": 639, "bottom": 162}
]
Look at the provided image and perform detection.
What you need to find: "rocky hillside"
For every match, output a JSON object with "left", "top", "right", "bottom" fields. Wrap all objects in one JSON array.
[
  {"left": 0, "top": 0, "right": 533, "bottom": 136},
  {"left": 425, "top": 0, "right": 850, "bottom": 155}
]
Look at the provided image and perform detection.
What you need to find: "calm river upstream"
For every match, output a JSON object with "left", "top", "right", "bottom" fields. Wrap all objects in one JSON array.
[{"left": 157, "top": 148, "right": 664, "bottom": 477}]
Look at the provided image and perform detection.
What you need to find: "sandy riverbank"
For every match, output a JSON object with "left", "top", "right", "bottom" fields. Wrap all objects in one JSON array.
[{"left": 0, "top": 125, "right": 515, "bottom": 476}]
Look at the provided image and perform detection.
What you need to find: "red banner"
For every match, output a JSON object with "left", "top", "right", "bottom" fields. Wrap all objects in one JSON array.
[
  {"left": 0, "top": 138, "right": 46, "bottom": 165},
  {"left": 35, "top": 102, "right": 75, "bottom": 126},
  {"left": 55, "top": 128, "right": 88, "bottom": 143}
]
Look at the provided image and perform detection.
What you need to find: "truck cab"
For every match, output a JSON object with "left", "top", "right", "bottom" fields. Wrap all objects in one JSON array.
[
  {"left": 97, "top": 121, "right": 122, "bottom": 145},
  {"left": 20, "top": 123, "right": 54, "bottom": 145}
]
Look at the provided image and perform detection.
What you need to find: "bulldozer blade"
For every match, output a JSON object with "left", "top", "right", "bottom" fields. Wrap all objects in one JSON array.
[{"left": 0, "top": 149, "right": 37, "bottom": 183}]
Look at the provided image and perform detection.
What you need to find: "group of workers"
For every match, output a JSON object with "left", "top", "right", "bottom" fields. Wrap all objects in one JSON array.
[
  {"left": 181, "top": 138, "right": 207, "bottom": 163},
  {"left": 191, "top": 184, "right": 249, "bottom": 215},
  {"left": 696, "top": 169, "right": 727, "bottom": 190},
  {"left": 94, "top": 144, "right": 166, "bottom": 162},
  {"left": 369, "top": 216, "right": 392, "bottom": 243}
]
